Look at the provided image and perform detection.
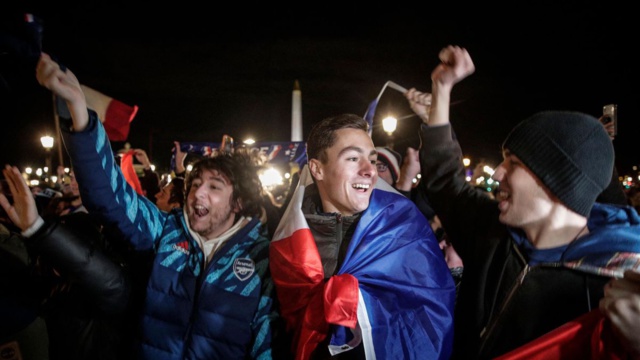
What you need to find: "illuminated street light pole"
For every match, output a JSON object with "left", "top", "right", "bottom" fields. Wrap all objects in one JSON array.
[
  {"left": 40, "top": 135, "right": 54, "bottom": 183},
  {"left": 382, "top": 116, "right": 397, "bottom": 149}
]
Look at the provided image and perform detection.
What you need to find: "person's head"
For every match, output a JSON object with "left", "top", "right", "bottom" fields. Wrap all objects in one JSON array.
[
  {"left": 375, "top": 146, "right": 402, "bottom": 186},
  {"left": 60, "top": 170, "right": 81, "bottom": 197},
  {"left": 185, "top": 153, "right": 263, "bottom": 238},
  {"left": 155, "top": 177, "right": 185, "bottom": 212},
  {"left": 493, "top": 111, "right": 613, "bottom": 227},
  {"left": 306, "top": 113, "right": 377, "bottom": 216}
]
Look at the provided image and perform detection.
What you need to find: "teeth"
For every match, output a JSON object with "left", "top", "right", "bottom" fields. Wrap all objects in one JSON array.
[
  {"left": 194, "top": 205, "right": 209, "bottom": 217},
  {"left": 496, "top": 190, "right": 509, "bottom": 201},
  {"left": 352, "top": 184, "right": 370, "bottom": 189}
]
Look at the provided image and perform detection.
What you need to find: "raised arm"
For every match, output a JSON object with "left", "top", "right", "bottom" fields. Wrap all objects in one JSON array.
[
  {"left": 0, "top": 165, "right": 129, "bottom": 314},
  {"left": 428, "top": 45, "right": 475, "bottom": 126},
  {"left": 174, "top": 141, "right": 188, "bottom": 176},
  {"left": 35, "top": 53, "right": 89, "bottom": 131},
  {"left": 35, "top": 54, "right": 165, "bottom": 250}
]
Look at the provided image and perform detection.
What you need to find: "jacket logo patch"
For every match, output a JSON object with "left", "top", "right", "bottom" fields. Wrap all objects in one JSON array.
[
  {"left": 172, "top": 241, "right": 189, "bottom": 255},
  {"left": 233, "top": 258, "right": 255, "bottom": 281}
]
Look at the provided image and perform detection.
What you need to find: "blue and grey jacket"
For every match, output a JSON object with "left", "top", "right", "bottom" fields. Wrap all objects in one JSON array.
[{"left": 61, "top": 110, "right": 279, "bottom": 360}]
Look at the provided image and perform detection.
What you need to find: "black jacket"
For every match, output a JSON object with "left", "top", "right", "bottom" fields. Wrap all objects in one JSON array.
[
  {"left": 418, "top": 123, "right": 639, "bottom": 359},
  {"left": 0, "top": 214, "right": 130, "bottom": 360}
]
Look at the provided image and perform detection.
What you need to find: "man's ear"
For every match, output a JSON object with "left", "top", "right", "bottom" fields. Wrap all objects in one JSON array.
[
  {"left": 308, "top": 159, "right": 324, "bottom": 181},
  {"left": 231, "top": 198, "right": 243, "bottom": 214}
]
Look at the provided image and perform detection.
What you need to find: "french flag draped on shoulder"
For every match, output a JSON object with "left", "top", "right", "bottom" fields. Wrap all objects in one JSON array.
[{"left": 270, "top": 166, "right": 455, "bottom": 359}]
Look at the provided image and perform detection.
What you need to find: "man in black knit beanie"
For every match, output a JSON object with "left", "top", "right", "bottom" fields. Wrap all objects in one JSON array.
[{"left": 408, "top": 45, "right": 640, "bottom": 359}]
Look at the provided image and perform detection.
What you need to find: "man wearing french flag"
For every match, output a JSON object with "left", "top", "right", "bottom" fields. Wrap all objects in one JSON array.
[{"left": 270, "top": 114, "right": 455, "bottom": 359}]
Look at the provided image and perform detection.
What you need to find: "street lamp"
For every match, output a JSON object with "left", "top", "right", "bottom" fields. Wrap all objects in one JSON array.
[
  {"left": 382, "top": 116, "right": 397, "bottom": 149},
  {"left": 463, "top": 157, "right": 472, "bottom": 181},
  {"left": 40, "top": 135, "right": 54, "bottom": 181}
]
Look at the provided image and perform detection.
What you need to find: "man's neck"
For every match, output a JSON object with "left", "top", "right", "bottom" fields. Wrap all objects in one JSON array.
[{"left": 523, "top": 209, "right": 589, "bottom": 249}]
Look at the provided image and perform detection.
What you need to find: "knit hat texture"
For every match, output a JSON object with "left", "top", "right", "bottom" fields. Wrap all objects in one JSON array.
[
  {"left": 376, "top": 147, "right": 402, "bottom": 183},
  {"left": 502, "top": 111, "right": 613, "bottom": 216}
]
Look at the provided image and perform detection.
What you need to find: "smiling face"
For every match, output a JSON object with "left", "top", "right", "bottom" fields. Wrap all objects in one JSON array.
[
  {"left": 309, "top": 128, "right": 377, "bottom": 216},
  {"left": 492, "top": 150, "right": 555, "bottom": 227},
  {"left": 185, "top": 169, "right": 238, "bottom": 238}
]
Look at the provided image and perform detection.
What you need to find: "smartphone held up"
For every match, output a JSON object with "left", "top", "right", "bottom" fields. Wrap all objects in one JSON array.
[{"left": 602, "top": 104, "right": 617, "bottom": 137}]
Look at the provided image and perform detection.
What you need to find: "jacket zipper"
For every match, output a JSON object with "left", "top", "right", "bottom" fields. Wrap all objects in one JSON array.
[
  {"left": 479, "top": 264, "right": 529, "bottom": 340},
  {"left": 182, "top": 243, "right": 207, "bottom": 359},
  {"left": 334, "top": 213, "right": 344, "bottom": 276},
  {"left": 478, "top": 244, "right": 565, "bottom": 354}
]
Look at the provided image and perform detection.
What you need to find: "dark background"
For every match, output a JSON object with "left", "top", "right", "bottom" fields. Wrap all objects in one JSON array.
[{"left": 2, "top": 2, "right": 638, "bottom": 177}]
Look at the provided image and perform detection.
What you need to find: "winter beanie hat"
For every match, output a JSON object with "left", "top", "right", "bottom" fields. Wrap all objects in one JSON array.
[
  {"left": 376, "top": 147, "right": 402, "bottom": 183},
  {"left": 502, "top": 111, "right": 613, "bottom": 217}
]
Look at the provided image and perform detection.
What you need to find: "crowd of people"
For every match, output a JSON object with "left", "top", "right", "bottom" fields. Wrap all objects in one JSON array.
[{"left": 1, "top": 45, "right": 639, "bottom": 360}]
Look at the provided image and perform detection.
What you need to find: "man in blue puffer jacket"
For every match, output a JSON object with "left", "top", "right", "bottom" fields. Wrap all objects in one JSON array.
[{"left": 35, "top": 52, "right": 287, "bottom": 360}]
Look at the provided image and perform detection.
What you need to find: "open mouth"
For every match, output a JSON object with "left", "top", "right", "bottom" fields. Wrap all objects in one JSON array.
[
  {"left": 193, "top": 205, "right": 209, "bottom": 217},
  {"left": 352, "top": 183, "right": 370, "bottom": 192},
  {"left": 495, "top": 189, "right": 510, "bottom": 202}
]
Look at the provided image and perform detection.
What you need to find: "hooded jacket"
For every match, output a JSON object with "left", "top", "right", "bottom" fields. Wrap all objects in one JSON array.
[{"left": 419, "top": 123, "right": 640, "bottom": 359}]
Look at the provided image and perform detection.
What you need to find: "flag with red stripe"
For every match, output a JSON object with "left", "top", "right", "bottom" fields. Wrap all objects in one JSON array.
[{"left": 270, "top": 166, "right": 455, "bottom": 359}]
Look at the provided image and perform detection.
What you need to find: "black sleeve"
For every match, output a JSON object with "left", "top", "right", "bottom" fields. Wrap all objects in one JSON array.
[
  {"left": 418, "top": 123, "right": 500, "bottom": 259},
  {"left": 27, "top": 220, "right": 130, "bottom": 314}
]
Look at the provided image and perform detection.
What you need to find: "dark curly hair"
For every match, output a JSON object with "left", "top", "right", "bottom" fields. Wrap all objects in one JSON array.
[
  {"left": 185, "top": 152, "right": 263, "bottom": 218},
  {"left": 306, "top": 113, "right": 368, "bottom": 163}
]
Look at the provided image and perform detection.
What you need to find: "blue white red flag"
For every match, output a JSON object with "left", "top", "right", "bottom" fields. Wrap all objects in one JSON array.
[
  {"left": 269, "top": 166, "right": 455, "bottom": 359},
  {"left": 363, "top": 99, "right": 377, "bottom": 137},
  {"left": 171, "top": 141, "right": 307, "bottom": 171},
  {"left": 58, "top": 85, "right": 139, "bottom": 142}
]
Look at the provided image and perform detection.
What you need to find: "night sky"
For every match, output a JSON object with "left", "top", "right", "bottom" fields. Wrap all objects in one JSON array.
[{"left": 2, "top": 2, "right": 638, "bottom": 177}]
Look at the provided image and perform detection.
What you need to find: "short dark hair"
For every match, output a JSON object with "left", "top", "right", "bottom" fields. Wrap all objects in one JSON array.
[
  {"left": 169, "top": 177, "right": 185, "bottom": 208},
  {"left": 185, "top": 153, "right": 263, "bottom": 218},
  {"left": 306, "top": 114, "right": 368, "bottom": 163}
]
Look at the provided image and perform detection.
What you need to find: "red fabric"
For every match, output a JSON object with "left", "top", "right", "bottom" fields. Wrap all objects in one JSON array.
[
  {"left": 104, "top": 99, "right": 138, "bottom": 141},
  {"left": 270, "top": 227, "right": 359, "bottom": 360},
  {"left": 120, "top": 150, "right": 144, "bottom": 196},
  {"left": 494, "top": 309, "right": 628, "bottom": 360},
  {"left": 324, "top": 274, "right": 358, "bottom": 328}
]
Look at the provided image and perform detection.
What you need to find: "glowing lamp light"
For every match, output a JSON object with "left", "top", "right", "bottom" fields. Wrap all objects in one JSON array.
[
  {"left": 259, "top": 167, "right": 283, "bottom": 188},
  {"left": 483, "top": 166, "right": 494, "bottom": 176},
  {"left": 40, "top": 135, "right": 54, "bottom": 149},
  {"left": 382, "top": 116, "right": 397, "bottom": 136}
]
